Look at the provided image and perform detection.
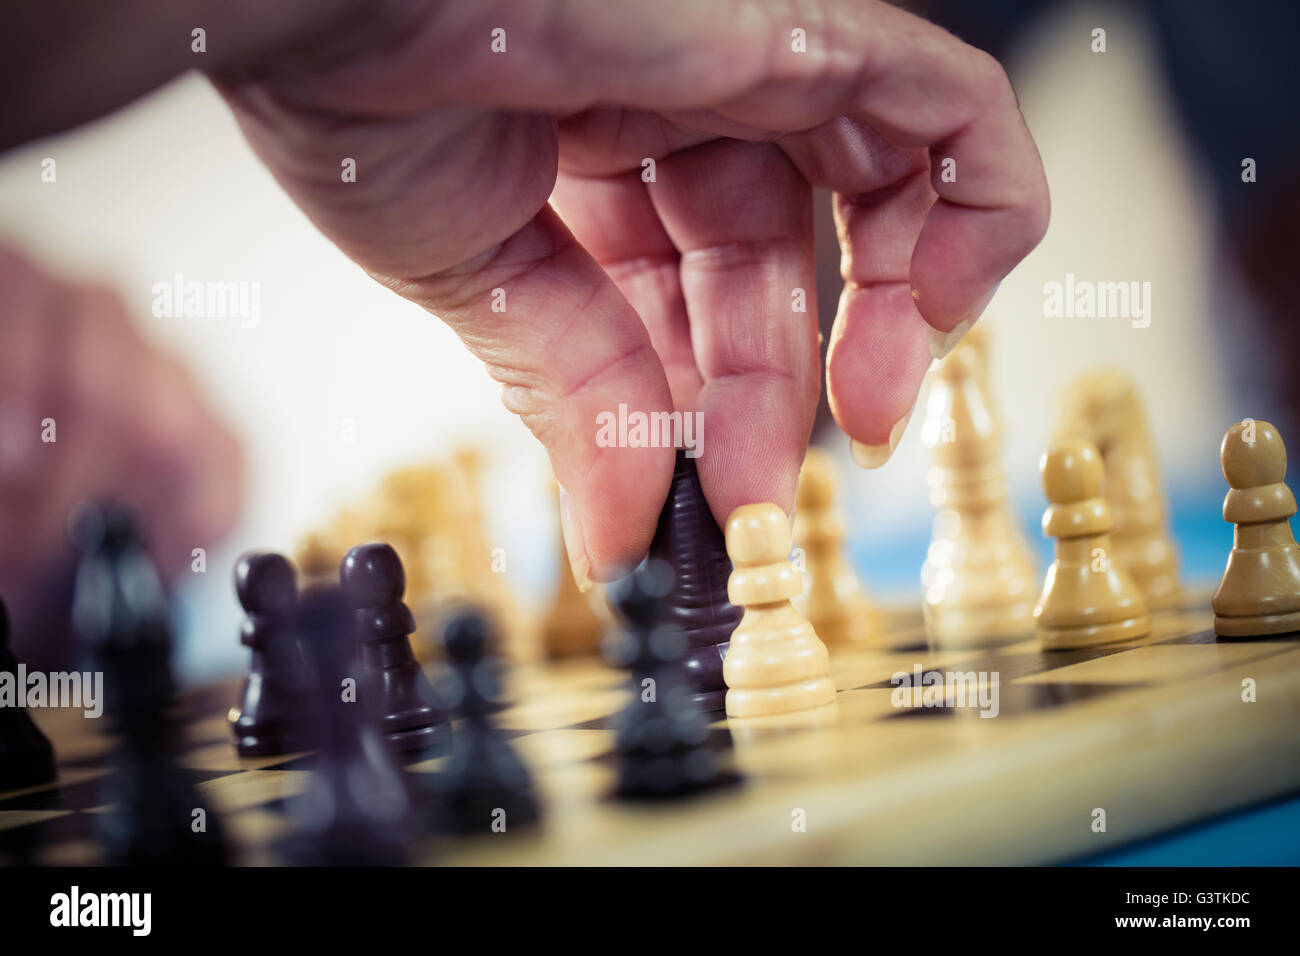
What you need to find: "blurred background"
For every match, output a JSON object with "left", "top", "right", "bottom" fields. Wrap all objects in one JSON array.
[{"left": 0, "top": 0, "right": 1295, "bottom": 681}]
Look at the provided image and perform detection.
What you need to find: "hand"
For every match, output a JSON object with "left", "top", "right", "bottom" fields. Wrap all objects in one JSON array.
[
  {"left": 4, "top": 0, "right": 1045, "bottom": 585},
  {"left": 0, "top": 244, "right": 243, "bottom": 600},
  {"left": 209, "top": 0, "right": 1047, "bottom": 582}
]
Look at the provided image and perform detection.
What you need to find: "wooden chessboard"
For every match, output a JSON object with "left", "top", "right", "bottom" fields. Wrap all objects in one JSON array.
[{"left": 3, "top": 597, "right": 1299, "bottom": 866}]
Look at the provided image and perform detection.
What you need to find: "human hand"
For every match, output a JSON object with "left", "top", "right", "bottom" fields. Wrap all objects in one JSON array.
[
  {"left": 0, "top": 244, "right": 243, "bottom": 600},
  {"left": 212, "top": 0, "right": 1048, "bottom": 583}
]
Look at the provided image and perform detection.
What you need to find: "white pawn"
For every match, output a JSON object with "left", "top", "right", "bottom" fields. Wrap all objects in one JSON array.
[
  {"left": 723, "top": 503, "right": 837, "bottom": 718},
  {"left": 1035, "top": 439, "right": 1150, "bottom": 649},
  {"left": 1212, "top": 419, "right": 1300, "bottom": 636}
]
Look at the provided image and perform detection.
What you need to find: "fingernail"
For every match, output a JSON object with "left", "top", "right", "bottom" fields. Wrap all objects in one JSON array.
[
  {"left": 850, "top": 410, "right": 912, "bottom": 470},
  {"left": 927, "top": 282, "right": 1000, "bottom": 360},
  {"left": 570, "top": 554, "right": 594, "bottom": 594},
  {"left": 557, "top": 484, "right": 594, "bottom": 593},
  {"left": 927, "top": 317, "right": 973, "bottom": 361}
]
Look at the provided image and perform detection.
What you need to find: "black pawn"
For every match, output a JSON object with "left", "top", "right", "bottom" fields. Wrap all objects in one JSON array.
[
  {"left": 428, "top": 608, "right": 539, "bottom": 835},
  {"left": 70, "top": 501, "right": 227, "bottom": 866},
  {"left": 608, "top": 559, "right": 727, "bottom": 799},
  {"left": 231, "top": 552, "right": 301, "bottom": 757},
  {"left": 0, "top": 596, "right": 57, "bottom": 791},
  {"left": 341, "top": 543, "right": 452, "bottom": 760},
  {"left": 280, "top": 585, "right": 412, "bottom": 866},
  {"left": 647, "top": 451, "right": 743, "bottom": 711}
]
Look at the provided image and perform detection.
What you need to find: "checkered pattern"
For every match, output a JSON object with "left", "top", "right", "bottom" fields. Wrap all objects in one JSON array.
[{"left": 3, "top": 600, "right": 1298, "bottom": 865}]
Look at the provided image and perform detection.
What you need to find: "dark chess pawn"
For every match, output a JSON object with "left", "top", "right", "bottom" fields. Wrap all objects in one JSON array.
[
  {"left": 648, "top": 451, "right": 743, "bottom": 712},
  {"left": 608, "top": 559, "right": 729, "bottom": 799},
  {"left": 428, "top": 608, "right": 539, "bottom": 836},
  {"left": 70, "top": 501, "right": 227, "bottom": 866},
  {"left": 230, "top": 552, "right": 302, "bottom": 757},
  {"left": 341, "top": 543, "right": 452, "bottom": 759},
  {"left": 0, "top": 596, "right": 57, "bottom": 791},
  {"left": 280, "top": 585, "right": 413, "bottom": 866}
]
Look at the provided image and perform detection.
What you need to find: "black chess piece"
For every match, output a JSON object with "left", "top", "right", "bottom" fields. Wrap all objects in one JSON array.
[
  {"left": 647, "top": 451, "right": 743, "bottom": 711},
  {"left": 279, "top": 584, "right": 413, "bottom": 866},
  {"left": 427, "top": 607, "right": 539, "bottom": 836},
  {"left": 231, "top": 551, "right": 302, "bottom": 757},
  {"left": 69, "top": 501, "right": 227, "bottom": 866},
  {"left": 341, "top": 542, "right": 452, "bottom": 760},
  {"left": 0, "top": 596, "right": 57, "bottom": 791},
  {"left": 608, "top": 559, "right": 731, "bottom": 799}
]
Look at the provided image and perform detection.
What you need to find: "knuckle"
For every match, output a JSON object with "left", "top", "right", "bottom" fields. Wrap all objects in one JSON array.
[
  {"left": 1016, "top": 176, "right": 1052, "bottom": 249},
  {"left": 969, "top": 50, "right": 1017, "bottom": 109}
]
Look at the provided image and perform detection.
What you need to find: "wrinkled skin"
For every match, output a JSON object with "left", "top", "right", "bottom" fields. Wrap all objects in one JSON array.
[{"left": 3, "top": 0, "right": 1049, "bottom": 589}]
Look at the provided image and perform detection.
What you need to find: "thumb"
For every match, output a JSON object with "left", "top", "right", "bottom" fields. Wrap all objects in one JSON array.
[
  {"left": 216, "top": 90, "right": 675, "bottom": 581},
  {"left": 395, "top": 208, "right": 676, "bottom": 585}
]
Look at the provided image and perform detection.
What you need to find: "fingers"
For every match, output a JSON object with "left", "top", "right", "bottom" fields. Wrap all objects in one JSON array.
[
  {"left": 286, "top": 0, "right": 1047, "bottom": 470},
  {"left": 827, "top": 284, "right": 933, "bottom": 467},
  {"left": 721, "top": 2, "right": 1048, "bottom": 340},
  {"left": 555, "top": 107, "right": 714, "bottom": 179},
  {"left": 549, "top": 167, "right": 702, "bottom": 410},
  {"left": 216, "top": 0, "right": 1048, "bottom": 544},
  {"left": 906, "top": 100, "right": 1048, "bottom": 339},
  {"left": 779, "top": 120, "right": 940, "bottom": 460},
  {"left": 391, "top": 205, "right": 677, "bottom": 584},
  {"left": 222, "top": 92, "right": 678, "bottom": 581},
  {"left": 341, "top": 0, "right": 1049, "bottom": 336},
  {"left": 756, "top": 16, "right": 1046, "bottom": 461},
  {"left": 647, "top": 139, "right": 819, "bottom": 525}
]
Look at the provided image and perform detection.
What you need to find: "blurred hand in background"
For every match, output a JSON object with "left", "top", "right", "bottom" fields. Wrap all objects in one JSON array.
[{"left": 0, "top": 243, "right": 242, "bottom": 667}]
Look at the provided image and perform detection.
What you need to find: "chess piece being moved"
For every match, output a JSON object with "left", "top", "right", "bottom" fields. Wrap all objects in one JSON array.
[
  {"left": 723, "top": 503, "right": 837, "bottom": 718},
  {"left": 229, "top": 551, "right": 302, "bottom": 757},
  {"left": 341, "top": 542, "right": 452, "bottom": 760},
  {"left": 1035, "top": 441, "right": 1150, "bottom": 649},
  {"left": 1057, "top": 370, "right": 1180, "bottom": 609},
  {"left": 793, "top": 448, "right": 880, "bottom": 645},
  {"left": 541, "top": 481, "right": 605, "bottom": 658},
  {"left": 0, "top": 596, "right": 56, "bottom": 791},
  {"left": 1212, "top": 420, "right": 1300, "bottom": 637},
  {"left": 920, "top": 330, "right": 1037, "bottom": 646},
  {"left": 282, "top": 584, "right": 412, "bottom": 866},
  {"left": 648, "top": 451, "right": 743, "bottom": 711},
  {"left": 608, "top": 560, "right": 728, "bottom": 799},
  {"left": 428, "top": 607, "right": 539, "bottom": 835},
  {"left": 70, "top": 501, "right": 228, "bottom": 865}
]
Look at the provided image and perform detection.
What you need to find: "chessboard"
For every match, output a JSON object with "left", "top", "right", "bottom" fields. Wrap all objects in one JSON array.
[{"left": 4, "top": 596, "right": 1299, "bottom": 866}]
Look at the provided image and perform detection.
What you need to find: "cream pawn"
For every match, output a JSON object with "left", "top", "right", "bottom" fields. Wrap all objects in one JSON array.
[
  {"left": 1035, "top": 439, "right": 1150, "bottom": 649},
  {"left": 1212, "top": 419, "right": 1300, "bottom": 636},
  {"left": 723, "top": 503, "right": 837, "bottom": 718},
  {"left": 1056, "top": 370, "right": 1180, "bottom": 610}
]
